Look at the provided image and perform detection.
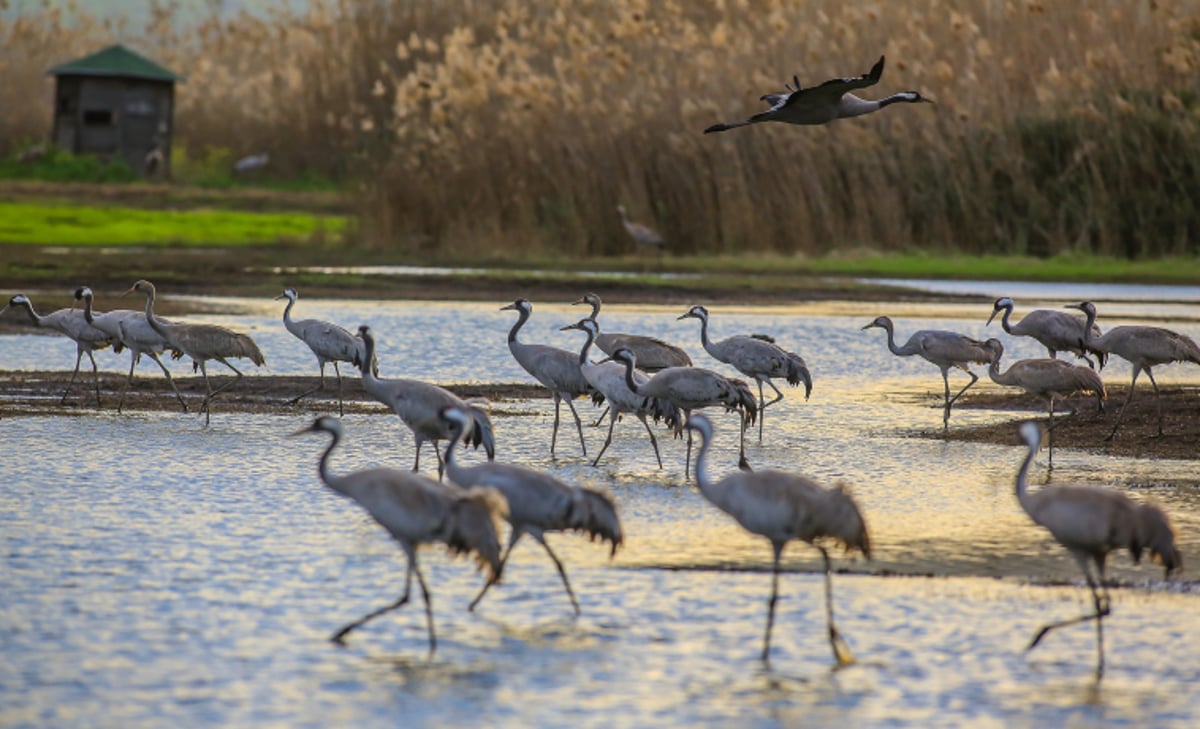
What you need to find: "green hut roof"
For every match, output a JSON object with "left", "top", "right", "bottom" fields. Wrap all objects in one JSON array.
[{"left": 47, "top": 44, "right": 182, "bottom": 82}]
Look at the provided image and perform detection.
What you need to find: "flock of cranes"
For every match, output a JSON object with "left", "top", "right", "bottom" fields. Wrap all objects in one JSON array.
[{"left": 3, "top": 279, "right": 1195, "bottom": 675}]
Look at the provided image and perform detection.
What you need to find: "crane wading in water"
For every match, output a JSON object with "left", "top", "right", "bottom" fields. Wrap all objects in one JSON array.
[
  {"left": 293, "top": 416, "right": 506, "bottom": 653},
  {"left": 862, "top": 315, "right": 994, "bottom": 429},
  {"left": 1013, "top": 421, "right": 1181, "bottom": 678},
  {"left": 685, "top": 413, "right": 871, "bottom": 665},
  {"left": 440, "top": 406, "right": 623, "bottom": 615}
]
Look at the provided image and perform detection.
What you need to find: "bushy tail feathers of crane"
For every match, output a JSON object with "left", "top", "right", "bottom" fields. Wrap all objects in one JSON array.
[
  {"left": 442, "top": 486, "right": 510, "bottom": 584},
  {"left": 566, "top": 488, "right": 623, "bottom": 557}
]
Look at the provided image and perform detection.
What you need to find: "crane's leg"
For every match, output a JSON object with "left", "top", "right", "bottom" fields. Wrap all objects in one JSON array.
[
  {"left": 819, "top": 547, "right": 855, "bottom": 667},
  {"left": 117, "top": 351, "right": 139, "bottom": 414},
  {"left": 563, "top": 395, "right": 588, "bottom": 457},
  {"left": 59, "top": 346, "right": 87, "bottom": 405},
  {"left": 203, "top": 359, "right": 246, "bottom": 423},
  {"left": 591, "top": 409, "right": 619, "bottom": 467},
  {"left": 762, "top": 543, "right": 784, "bottom": 664},
  {"left": 411, "top": 557, "right": 438, "bottom": 655},
  {"left": 536, "top": 535, "right": 581, "bottom": 615},
  {"left": 469, "top": 529, "right": 522, "bottom": 612},
  {"left": 333, "top": 362, "right": 344, "bottom": 417},
  {"left": 1046, "top": 398, "right": 1056, "bottom": 469},
  {"left": 550, "top": 392, "right": 561, "bottom": 457},
  {"left": 684, "top": 428, "right": 693, "bottom": 480},
  {"left": 637, "top": 413, "right": 664, "bottom": 469},
  {"left": 288, "top": 361, "right": 326, "bottom": 407},
  {"left": 1027, "top": 556, "right": 1111, "bottom": 676},
  {"left": 147, "top": 351, "right": 188, "bottom": 412},
  {"left": 198, "top": 362, "right": 214, "bottom": 427},
  {"left": 1146, "top": 367, "right": 1164, "bottom": 437},
  {"left": 591, "top": 405, "right": 611, "bottom": 428},
  {"left": 411, "top": 436, "right": 424, "bottom": 473},
  {"left": 756, "top": 378, "right": 786, "bottom": 442},
  {"left": 1104, "top": 366, "right": 1143, "bottom": 441},
  {"left": 939, "top": 369, "right": 952, "bottom": 429},
  {"left": 332, "top": 557, "right": 413, "bottom": 645},
  {"left": 943, "top": 369, "right": 980, "bottom": 428},
  {"left": 86, "top": 350, "right": 102, "bottom": 407}
]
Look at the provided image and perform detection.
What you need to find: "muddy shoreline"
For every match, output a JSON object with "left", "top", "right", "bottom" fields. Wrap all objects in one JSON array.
[{"left": 3, "top": 369, "right": 1197, "bottom": 461}]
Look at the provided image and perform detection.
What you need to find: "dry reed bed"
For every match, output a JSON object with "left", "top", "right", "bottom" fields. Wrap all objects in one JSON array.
[{"left": 2, "top": 0, "right": 1198, "bottom": 257}]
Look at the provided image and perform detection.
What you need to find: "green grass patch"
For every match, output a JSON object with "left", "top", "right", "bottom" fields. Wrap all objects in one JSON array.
[{"left": 0, "top": 200, "right": 347, "bottom": 247}]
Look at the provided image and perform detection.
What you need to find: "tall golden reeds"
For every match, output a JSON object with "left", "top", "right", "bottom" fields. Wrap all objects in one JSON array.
[{"left": 3, "top": 0, "right": 1198, "bottom": 258}]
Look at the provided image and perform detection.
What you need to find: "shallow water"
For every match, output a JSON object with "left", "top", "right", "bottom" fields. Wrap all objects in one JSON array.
[{"left": 3, "top": 293, "right": 1200, "bottom": 727}]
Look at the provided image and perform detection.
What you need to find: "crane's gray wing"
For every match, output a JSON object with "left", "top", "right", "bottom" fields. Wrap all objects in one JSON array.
[{"left": 781, "top": 56, "right": 885, "bottom": 108}]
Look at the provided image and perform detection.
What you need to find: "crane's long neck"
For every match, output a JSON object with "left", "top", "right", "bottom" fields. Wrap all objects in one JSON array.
[
  {"left": 575, "top": 327, "right": 596, "bottom": 366},
  {"left": 986, "top": 352, "right": 1012, "bottom": 385},
  {"left": 82, "top": 294, "right": 96, "bottom": 324},
  {"left": 998, "top": 304, "right": 1015, "bottom": 334},
  {"left": 1078, "top": 306, "right": 1098, "bottom": 346},
  {"left": 691, "top": 425, "right": 715, "bottom": 496},
  {"left": 1014, "top": 434, "right": 1038, "bottom": 512},
  {"left": 441, "top": 421, "right": 466, "bottom": 484},
  {"left": 16, "top": 300, "right": 43, "bottom": 326},
  {"left": 695, "top": 314, "right": 715, "bottom": 353},
  {"left": 878, "top": 320, "right": 906, "bottom": 356},
  {"left": 621, "top": 356, "right": 644, "bottom": 395},
  {"left": 141, "top": 289, "right": 171, "bottom": 340},
  {"left": 281, "top": 295, "right": 296, "bottom": 328},
  {"left": 507, "top": 307, "right": 530, "bottom": 344},
  {"left": 312, "top": 429, "right": 347, "bottom": 493},
  {"left": 585, "top": 299, "right": 601, "bottom": 322},
  {"left": 358, "top": 332, "right": 384, "bottom": 396}
]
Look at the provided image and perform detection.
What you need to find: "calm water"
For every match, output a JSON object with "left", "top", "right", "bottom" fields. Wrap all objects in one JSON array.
[{"left": 3, "top": 290, "right": 1199, "bottom": 727}]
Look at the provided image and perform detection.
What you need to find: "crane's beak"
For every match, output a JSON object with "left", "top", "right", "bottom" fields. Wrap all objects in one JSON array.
[
  {"left": 499, "top": 303, "right": 517, "bottom": 311},
  {"left": 121, "top": 286, "right": 136, "bottom": 298},
  {"left": 860, "top": 322, "right": 875, "bottom": 330},
  {"left": 272, "top": 293, "right": 285, "bottom": 300},
  {"left": 571, "top": 297, "right": 586, "bottom": 306},
  {"left": 559, "top": 323, "right": 577, "bottom": 331},
  {"left": 985, "top": 309, "right": 999, "bottom": 326}
]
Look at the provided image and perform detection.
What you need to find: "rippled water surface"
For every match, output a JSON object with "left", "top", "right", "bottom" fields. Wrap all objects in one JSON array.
[{"left": 3, "top": 290, "right": 1200, "bottom": 727}]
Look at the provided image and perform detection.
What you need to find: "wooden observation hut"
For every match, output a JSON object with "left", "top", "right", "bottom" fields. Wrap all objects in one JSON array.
[{"left": 47, "top": 44, "right": 182, "bottom": 178}]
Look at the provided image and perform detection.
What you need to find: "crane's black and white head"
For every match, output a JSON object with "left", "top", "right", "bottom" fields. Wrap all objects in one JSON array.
[
  {"left": 861, "top": 315, "right": 892, "bottom": 331},
  {"left": 74, "top": 286, "right": 93, "bottom": 301},
  {"left": 500, "top": 298, "right": 532, "bottom": 314},
  {"left": 987, "top": 297, "right": 1015, "bottom": 326},
  {"left": 2, "top": 294, "right": 31, "bottom": 314},
  {"left": 1064, "top": 301, "right": 1097, "bottom": 318},
  {"left": 677, "top": 305, "right": 709, "bottom": 322},
  {"left": 884, "top": 91, "right": 933, "bottom": 106},
  {"left": 1018, "top": 421, "right": 1043, "bottom": 451},
  {"left": 293, "top": 414, "right": 344, "bottom": 440},
  {"left": 124, "top": 279, "right": 156, "bottom": 299},
  {"left": 560, "top": 318, "right": 599, "bottom": 336},
  {"left": 357, "top": 325, "right": 376, "bottom": 343},
  {"left": 611, "top": 347, "right": 636, "bottom": 365},
  {"left": 572, "top": 292, "right": 602, "bottom": 318},
  {"left": 274, "top": 287, "right": 299, "bottom": 302}
]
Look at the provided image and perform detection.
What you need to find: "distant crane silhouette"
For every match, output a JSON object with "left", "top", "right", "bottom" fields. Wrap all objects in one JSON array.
[
  {"left": 704, "top": 56, "right": 932, "bottom": 134},
  {"left": 685, "top": 413, "right": 871, "bottom": 665},
  {"left": 573, "top": 293, "right": 692, "bottom": 371},
  {"left": 501, "top": 298, "right": 597, "bottom": 458},
  {"left": 987, "top": 296, "right": 1104, "bottom": 369},
  {"left": 75, "top": 286, "right": 187, "bottom": 413},
  {"left": 984, "top": 338, "right": 1105, "bottom": 466},
  {"left": 275, "top": 287, "right": 370, "bottom": 416},
  {"left": 1068, "top": 301, "right": 1200, "bottom": 440},
  {"left": 294, "top": 415, "right": 506, "bottom": 652},
  {"left": 560, "top": 318, "right": 680, "bottom": 468},
  {"left": 679, "top": 304, "right": 812, "bottom": 441},
  {"left": 1013, "top": 421, "right": 1181, "bottom": 678},
  {"left": 2, "top": 293, "right": 114, "bottom": 406},
  {"left": 440, "top": 406, "right": 623, "bottom": 615},
  {"left": 616, "top": 205, "right": 666, "bottom": 253},
  {"left": 357, "top": 325, "right": 494, "bottom": 477},
  {"left": 614, "top": 348, "right": 757, "bottom": 477},
  {"left": 125, "top": 280, "right": 265, "bottom": 426},
  {"left": 862, "top": 315, "right": 994, "bottom": 429}
]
